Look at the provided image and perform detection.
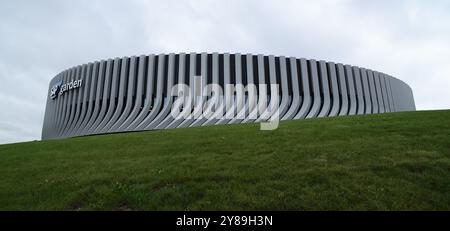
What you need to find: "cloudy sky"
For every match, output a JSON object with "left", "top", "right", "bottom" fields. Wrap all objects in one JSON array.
[{"left": 1, "top": 0, "right": 449, "bottom": 144}]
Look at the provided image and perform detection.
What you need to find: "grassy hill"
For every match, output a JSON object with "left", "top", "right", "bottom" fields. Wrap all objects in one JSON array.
[{"left": 1, "top": 110, "right": 449, "bottom": 211}]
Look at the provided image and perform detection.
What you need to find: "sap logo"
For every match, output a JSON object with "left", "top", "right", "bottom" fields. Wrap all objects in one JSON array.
[
  {"left": 50, "top": 81, "right": 62, "bottom": 99},
  {"left": 50, "top": 79, "right": 83, "bottom": 100}
]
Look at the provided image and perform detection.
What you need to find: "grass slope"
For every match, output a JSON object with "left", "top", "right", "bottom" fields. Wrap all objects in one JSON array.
[{"left": 1, "top": 110, "right": 450, "bottom": 211}]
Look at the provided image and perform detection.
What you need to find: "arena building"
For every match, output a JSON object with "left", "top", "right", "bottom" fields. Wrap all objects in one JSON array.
[{"left": 42, "top": 52, "right": 415, "bottom": 140}]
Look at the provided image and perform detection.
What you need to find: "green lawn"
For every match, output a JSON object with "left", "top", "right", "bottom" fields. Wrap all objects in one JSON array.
[{"left": 1, "top": 110, "right": 449, "bottom": 211}]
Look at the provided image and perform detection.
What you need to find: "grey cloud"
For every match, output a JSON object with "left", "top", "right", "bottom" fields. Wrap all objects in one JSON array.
[{"left": 0, "top": 0, "right": 449, "bottom": 144}]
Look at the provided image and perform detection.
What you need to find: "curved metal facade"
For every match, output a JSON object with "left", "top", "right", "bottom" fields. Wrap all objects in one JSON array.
[{"left": 42, "top": 53, "right": 415, "bottom": 140}]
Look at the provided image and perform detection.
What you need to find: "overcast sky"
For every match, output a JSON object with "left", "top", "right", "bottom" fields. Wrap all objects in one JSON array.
[{"left": 1, "top": 0, "right": 449, "bottom": 144}]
